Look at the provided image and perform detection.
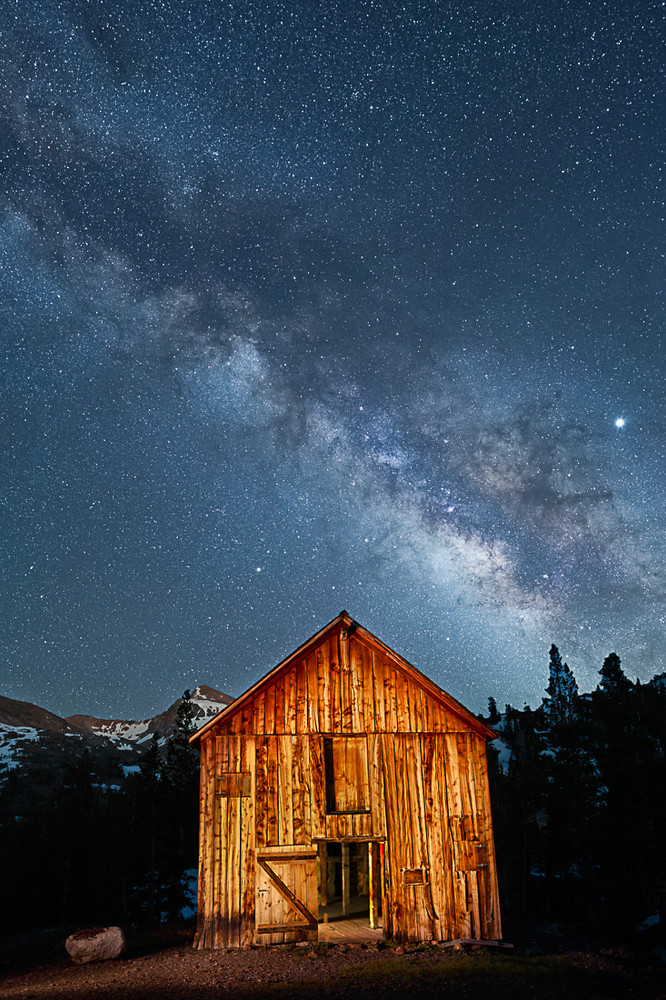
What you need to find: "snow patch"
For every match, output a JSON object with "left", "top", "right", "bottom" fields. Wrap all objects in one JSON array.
[
  {"left": 491, "top": 737, "right": 512, "bottom": 773},
  {"left": 0, "top": 724, "right": 41, "bottom": 771},
  {"left": 89, "top": 720, "right": 151, "bottom": 741},
  {"left": 191, "top": 699, "right": 227, "bottom": 719},
  {"left": 181, "top": 868, "right": 198, "bottom": 920}
]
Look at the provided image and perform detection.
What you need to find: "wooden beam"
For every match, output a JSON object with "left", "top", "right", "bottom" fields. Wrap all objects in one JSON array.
[
  {"left": 257, "top": 923, "right": 314, "bottom": 934},
  {"left": 318, "top": 844, "right": 328, "bottom": 907},
  {"left": 341, "top": 843, "right": 350, "bottom": 916},
  {"left": 369, "top": 841, "right": 382, "bottom": 929}
]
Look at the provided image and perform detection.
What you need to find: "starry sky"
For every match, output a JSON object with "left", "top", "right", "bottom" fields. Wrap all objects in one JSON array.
[{"left": 1, "top": 0, "right": 664, "bottom": 721}]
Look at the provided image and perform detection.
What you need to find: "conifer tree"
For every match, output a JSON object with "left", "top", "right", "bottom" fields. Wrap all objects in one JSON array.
[
  {"left": 140, "top": 732, "right": 161, "bottom": 783},
  {"left": 135, "top": 732, "right": 161, "bottom": 920},
  {"left": 598, "top": 652, "right": 632, "bottom": 696},
  {"left": 487, "top": 696, "right": 500, "bottom": 724},
  {"left": 543, "top": 644, "right": 579, "bottom": 727},
  {"left": 164, "top": 690, "right": 198, "bottom": 789},
  {"left": 162, "top": 690, "right": 200, "bottom": 921}
]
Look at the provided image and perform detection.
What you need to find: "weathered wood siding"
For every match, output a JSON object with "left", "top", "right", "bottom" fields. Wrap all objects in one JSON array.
[
  {"left": 194, "top": 624, "right": 501, "bottom": 948},
  {"left": 380, "top": 732, "right": 500, "bottom": 942},
  {"left": 213, "top": 634, "right": 466, "bottom": 737}
]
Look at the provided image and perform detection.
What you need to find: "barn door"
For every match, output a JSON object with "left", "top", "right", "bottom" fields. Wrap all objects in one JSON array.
[{"left": 255, "top": 849, "right": 318, "bottom": 944}]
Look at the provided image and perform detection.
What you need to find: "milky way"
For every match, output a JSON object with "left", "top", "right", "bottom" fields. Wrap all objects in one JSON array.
[{"left": 1, "top": 1, "right": 663, "bottom": 718}]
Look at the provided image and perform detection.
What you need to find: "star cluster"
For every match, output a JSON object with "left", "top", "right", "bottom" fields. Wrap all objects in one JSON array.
[{"left": 1, "top": 0, "right": 663, "bottom": 718}]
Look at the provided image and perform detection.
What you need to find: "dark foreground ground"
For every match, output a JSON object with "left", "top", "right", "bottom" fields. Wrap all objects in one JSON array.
[{"left": 1, "top": 929, "right": 664, "bottom": 1000}]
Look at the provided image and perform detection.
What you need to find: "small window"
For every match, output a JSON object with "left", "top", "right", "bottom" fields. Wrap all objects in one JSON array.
[{"left": 323, "top": 737, "right": 370, "bottom": 814}]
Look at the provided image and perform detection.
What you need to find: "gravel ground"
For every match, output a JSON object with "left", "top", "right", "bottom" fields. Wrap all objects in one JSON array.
[{"left": 1, "top": 938, "right": 664, "bottom": 1000}]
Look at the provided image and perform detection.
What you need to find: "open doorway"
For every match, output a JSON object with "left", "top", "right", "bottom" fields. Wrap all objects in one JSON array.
[{"left": 317, "top": 841, "right": 384, "bottom": 943}]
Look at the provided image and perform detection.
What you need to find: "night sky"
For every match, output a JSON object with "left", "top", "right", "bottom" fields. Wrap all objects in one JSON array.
[{"left": 1, "top": 1, "right": 663, "bottom": 721}]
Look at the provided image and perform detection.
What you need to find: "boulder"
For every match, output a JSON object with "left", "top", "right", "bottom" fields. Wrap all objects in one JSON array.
[{"left": 65, "top": 926, "right": 126, "bottom": 964}]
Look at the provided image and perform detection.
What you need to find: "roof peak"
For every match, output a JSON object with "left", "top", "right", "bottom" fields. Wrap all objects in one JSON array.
[{"left": 191, "top": 611, "right": 497, "bottom": 743}]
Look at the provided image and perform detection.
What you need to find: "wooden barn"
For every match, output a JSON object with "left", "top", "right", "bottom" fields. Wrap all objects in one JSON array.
[{"left": 190, "top": 611, "right": 501, "bottom": 948}]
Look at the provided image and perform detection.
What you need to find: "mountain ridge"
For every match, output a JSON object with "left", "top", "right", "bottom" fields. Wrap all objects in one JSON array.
[{"left": 0, "top": 685, "right": 234, "bottom": 796}]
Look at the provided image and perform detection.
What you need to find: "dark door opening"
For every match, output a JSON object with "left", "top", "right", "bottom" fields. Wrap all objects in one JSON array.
[{"left": 317, "top": 842, "right": 383, "bottom": 939}]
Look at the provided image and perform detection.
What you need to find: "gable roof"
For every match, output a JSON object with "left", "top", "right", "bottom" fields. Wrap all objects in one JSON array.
[{"left": 190, "top": 610, "right": 497, "bottom": 743}]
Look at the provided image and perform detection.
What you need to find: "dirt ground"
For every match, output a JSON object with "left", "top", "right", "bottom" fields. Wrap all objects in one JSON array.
[{"left": 1, "top": 931, "right": 664, "bottom": 1000}]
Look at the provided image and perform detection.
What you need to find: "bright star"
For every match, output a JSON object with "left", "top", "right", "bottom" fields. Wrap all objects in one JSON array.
[{"left": 615, "top": 417, "right": 625, "bottom": 428}]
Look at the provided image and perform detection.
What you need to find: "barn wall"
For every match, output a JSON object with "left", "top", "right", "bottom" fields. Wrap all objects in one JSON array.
[
  {"left": 194, "top": 626, "right": 501, "bottom": 948},
  {"left": 380, "top": 733, "right": 501, "bottom": 942}
]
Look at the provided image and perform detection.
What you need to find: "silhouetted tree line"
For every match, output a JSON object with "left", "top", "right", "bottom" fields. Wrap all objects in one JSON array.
[
  {"left": 0, "top": 693, "right": 200, "bottom": 933},
  {"left": 487, "top": 648, "right": 666, "bottom": 940}
]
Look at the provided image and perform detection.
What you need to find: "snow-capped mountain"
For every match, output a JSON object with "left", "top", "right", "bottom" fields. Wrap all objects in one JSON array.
[
  {"left": 66, "top": 684, "right": 234, "bottom": 750},
  {"left": 0, "top": 685, "right": 233, "bottom": 793}
]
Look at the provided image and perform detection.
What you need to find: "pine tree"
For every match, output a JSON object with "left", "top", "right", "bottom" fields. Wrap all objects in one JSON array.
[
  {"left": 135, "top": 732, "right": 161, "bottom": 920},
  {"left": 543, "top": 644, "right": 579, "bottom": 727},
  {"left": 164, "top": 690, "right": 198, "bottom": 789},
  {"left": 536, "top": 646, "right": 600, "bottom": 923},
  {"left": 140, "top": 732, "right": 161, "bottom": 783},
  {"left": 598, "top": 652, "right": 632, "bottom": 696},
  {"left": 492, "top": 703, "right": 548, "bottom": 925},
  {"left": 487, "top": 696, "right": 500, "bottom": 724},
  {"left": 162, "top": 691, "right": 200, "bottom": 921}
]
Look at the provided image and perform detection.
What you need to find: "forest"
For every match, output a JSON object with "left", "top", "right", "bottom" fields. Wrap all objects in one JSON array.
[{"left": 1, "top": 651, "right": 665, "bottom": 947}]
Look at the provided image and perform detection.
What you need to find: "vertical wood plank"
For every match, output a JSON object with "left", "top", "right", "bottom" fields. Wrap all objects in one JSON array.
[
  {"left": 286, "top": 666, "right": 298, "bottom": 735},
  {"left": 368, "top": 733, "right": 386, "bottom": 839},
  {"left": 216, "top": 733, "right": 228, "bottom": 775},
  {"left": 380, "top": 734, "right": 399, "bottom": 941},
  {"left": 429, "top": 699, "right": 441, "bottom": 734},
  {"left": 318, "top": 646, "right": 331, "bottom": 733},
  {"left": 383, "top": 661, "right": 397, "bottom": 733},
  {"left": 229, "top": 796, "right": 242, "bottom": 947},
  {"left": 264, "top": 681, "right": 276, "bottom": 735},
  {"left": 394, "top": 671, "right": 409, "bottom": 732},
  {"left": 255, "top": 689, "right": 265, "bottom": 734},
  {"left": 330, "top": 636, "right": 342, "bottom": 733},
  {"left": 240, "top": 737, "right": 256, "bottom": 947},
  {"left": 372, "top": 651, "right": 386, "bottom": 733},
  {"left": 362, "top": 640, "right": 375, "bottom": 732},
  {"left": 277, "top": 734, "right": 293, "bottom": 844},
  {"left": 349, "top": 637, "right": 364, "bottom": 733},
  {"left": 410, "top": 736, "right": 438, "bottom": 939},
  {"left": 266, "top": 736, "right": 279, "bottom": 846},
  {"left": 309, "top": 734, "right": 326, "bottom": 839},
  {"left": 255, "top": 736, "right": 268, "bottom": 849},
  {"left": 215, "top": 794, "right": 228, "bottom": 947},
  {"left": 306, "top": 652, "right": 320, "bottom": 732},
  {"left": 295, "top": 659, "right": 307, "bottom": 734},
  {"left": 422, "top": 734, "right": 447, "bottom": 940},
  {"left": 196, "top": 736, "right": 215, "bottom": 947},
  {"left": 340, "top": 629, "right": 353, "bottom": 733},
  {"left": 274, "top": 673, "right": 285, "bottom": 735},
  {"left": 438, "top": 734, "right": 457, "bottom": 940}
]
